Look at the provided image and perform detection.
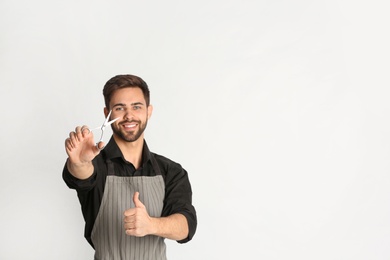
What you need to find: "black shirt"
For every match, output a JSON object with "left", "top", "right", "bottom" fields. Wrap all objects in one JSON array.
[{"left": 63, "top": 137, "right": 197, "bottom": 247}]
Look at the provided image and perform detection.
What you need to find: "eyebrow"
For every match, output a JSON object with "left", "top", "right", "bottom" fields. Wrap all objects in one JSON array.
[
  {"left": 131, "top": 102, "right": 145, "bottom": 106},
  {"left": 112, "top": 103, "right": 126, "bottom": 108},
  {"left": 112, "top": 102, "right": 145, "bottom": 108}
]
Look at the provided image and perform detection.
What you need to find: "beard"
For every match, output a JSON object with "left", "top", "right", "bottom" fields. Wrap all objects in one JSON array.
[{"left": 111, "top": 119, "right": 148, "bottom": 142}]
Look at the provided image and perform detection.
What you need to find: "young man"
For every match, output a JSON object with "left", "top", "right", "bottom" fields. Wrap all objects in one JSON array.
[{"left": 63, "top": 74, "right": 197, "bottom": 260}]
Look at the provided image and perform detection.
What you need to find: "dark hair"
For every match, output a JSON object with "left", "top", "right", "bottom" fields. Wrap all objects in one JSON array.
[{"left": 103, "top": 74, "right": 150, "bottom": 109}]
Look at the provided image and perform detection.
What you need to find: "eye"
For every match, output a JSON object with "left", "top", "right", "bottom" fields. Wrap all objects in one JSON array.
[
  {"left": 133, "top": 106, "right": 141, "bottom": 110},
  {"left": 115, "top": 107, "right": 125, "bottom": 111}
]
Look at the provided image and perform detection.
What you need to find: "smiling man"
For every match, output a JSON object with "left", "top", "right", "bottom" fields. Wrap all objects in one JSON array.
[{"left": 63, "top": 74, "right": 197, "bottom": 260}]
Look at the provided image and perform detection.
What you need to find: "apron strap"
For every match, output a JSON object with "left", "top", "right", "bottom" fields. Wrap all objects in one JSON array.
[
  {"left": 150, "top": 154, "right": 162, "bottom": 176},
  {"left": 106, "top": 159, "right": 115, "bottom": 176}
]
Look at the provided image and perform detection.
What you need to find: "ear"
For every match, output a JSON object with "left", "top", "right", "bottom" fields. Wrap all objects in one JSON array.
[
  {"left": 147, "top": 104, "right": 153, "bottom": 120},
  {"left": 104, "top": 107, "right": 109, "bottom": 117}
]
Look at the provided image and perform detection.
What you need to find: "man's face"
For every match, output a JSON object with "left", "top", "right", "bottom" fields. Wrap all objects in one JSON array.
[{"left": 107, "top": 87, "right": 152, "bottom": 143}]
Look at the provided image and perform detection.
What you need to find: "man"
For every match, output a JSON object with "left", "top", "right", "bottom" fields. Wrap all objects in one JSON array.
[{"left": 63, "top": 74, "right": 197, "bottom": 260}]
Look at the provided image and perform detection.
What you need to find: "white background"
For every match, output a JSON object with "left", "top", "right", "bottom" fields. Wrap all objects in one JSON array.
[{"left": 1, "top": 0, "right": 389, "bottom": 259}]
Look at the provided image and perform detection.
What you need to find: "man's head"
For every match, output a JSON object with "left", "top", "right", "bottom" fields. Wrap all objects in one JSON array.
[
  {"left": 103, "top": 74, "right": 152, "bottom": 143},
  {"left": 103, "top": 74, "right": 150, "bottom": 110}
]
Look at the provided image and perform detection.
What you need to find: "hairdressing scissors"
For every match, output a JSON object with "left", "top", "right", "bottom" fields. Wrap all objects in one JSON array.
[{"left": 90, "top": 110, "right": 119, "bottom": 147}]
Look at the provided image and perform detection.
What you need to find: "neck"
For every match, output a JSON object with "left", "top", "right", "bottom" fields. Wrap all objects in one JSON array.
[{"left": 113, "top": 135, "right": 144, "bottom": 169}]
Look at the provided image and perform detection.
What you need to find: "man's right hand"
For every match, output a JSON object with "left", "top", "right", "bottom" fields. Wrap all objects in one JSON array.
[{"left": 65, "top": 126, "right": 103, "bottom": 180}]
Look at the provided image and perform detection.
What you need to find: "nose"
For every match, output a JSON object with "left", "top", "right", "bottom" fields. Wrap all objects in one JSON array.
[{"left": 124, "top": 110, "right": 134, "bottom": 121}]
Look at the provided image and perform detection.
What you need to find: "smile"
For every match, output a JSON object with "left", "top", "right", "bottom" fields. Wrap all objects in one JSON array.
[{"left": 122, "top": 123, "right": 138, "bottom": 129}]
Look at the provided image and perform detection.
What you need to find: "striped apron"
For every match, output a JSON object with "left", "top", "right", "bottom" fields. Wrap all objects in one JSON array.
[{"left": 91, "top": 157, "right": 167, "bottom": 260}]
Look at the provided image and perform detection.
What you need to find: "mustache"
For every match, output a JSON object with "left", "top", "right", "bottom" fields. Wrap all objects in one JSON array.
[{"left": 118, "top": 120, "right": 141, "bottom": 124}]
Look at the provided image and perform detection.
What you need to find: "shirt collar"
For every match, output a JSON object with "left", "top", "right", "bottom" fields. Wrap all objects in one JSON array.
[{"left": 103, "top": 136, "right": 152, "bottom": 166}]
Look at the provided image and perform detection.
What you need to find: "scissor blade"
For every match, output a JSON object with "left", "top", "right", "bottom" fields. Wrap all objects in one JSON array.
[
  {"left": 106, "top": 117, "right": 120, "bottom": 126},
  {"left": 90, "top": 126, "right": 101, "bottom": 131},
  {"left": 103, "top": 110, "right": 113, "bottom": 125}
]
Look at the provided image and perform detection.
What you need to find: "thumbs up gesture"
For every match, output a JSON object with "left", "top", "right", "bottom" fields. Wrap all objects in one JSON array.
[{"left": 124, "top": 192, "right": 155, "bottom": 237}]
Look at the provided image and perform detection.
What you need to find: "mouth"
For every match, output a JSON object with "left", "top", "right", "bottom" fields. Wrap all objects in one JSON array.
[{"left": 121, "top": 121, "right": 139, "bottom": 130}]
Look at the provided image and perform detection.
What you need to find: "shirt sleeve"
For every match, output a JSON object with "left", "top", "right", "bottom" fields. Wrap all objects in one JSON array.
[
  {"left": 62, "top": 159, "right": 98, "bottom": 192},
  {"left": 161, "top": 161, "right": 197, "bottom": 243}
]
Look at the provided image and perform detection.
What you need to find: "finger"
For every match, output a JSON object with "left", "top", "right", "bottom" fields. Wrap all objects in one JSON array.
[
  {"left": 133, "top": 192, "right": 145, "bottom": 208},
  {"left": 65, "top": 137, "right": 74, "bottom": 151},
  {"left": 75, "top": 126, "right": 84, "bottom": 141},
  {"left": 124, "top": 215, "right": 136, "bottom": 224},
  {"left": 69, "top": 132, "right": 79, "bottom": 147},
  {"left": 125, "top": 227, "right": 143, "bottom": 237},
  {"left": 96, "top": 141, "right": 106, "bottom": 151},
  {"left": 81, "top": 125, "right": 91, "bottom": 136},
  {"left": 124, "top": 222, "right": 137, "bottom": 233},
  {"left": 124, "top": 208, "right": 136, "bottom": 217},
  {"left": 125, "top": 229, "right": 134, "bottom": 236},
  {"left": 125, "top": 228, "right": 134, "bottom": 236},
  {"left": 124, "top": 223, "right": 133, "bottom": 229}
]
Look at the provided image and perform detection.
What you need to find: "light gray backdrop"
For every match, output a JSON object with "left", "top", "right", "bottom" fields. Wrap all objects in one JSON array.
[{"left": 1, "top": 0, "right": 389, "bottom": 259}]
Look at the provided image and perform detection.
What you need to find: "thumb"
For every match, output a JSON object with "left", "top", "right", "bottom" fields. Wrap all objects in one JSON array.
[
  {"left": 95, "top": 141, "right": 106, "bottom": 151},
  {"left": 86, "top": 142, "right": 103, "bottom": 159},
  {"left": 133, "top": 192, "right": 145, "bottom": 208}
]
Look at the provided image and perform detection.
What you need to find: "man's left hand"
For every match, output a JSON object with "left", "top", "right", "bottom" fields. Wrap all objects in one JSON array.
[{"left": 124, "top": 192, "right": 155, "bottom": 237}]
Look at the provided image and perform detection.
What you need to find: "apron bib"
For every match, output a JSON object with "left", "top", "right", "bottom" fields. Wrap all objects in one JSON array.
[{"left": 91, "top": 158, "right": 166, "bottom": 260}]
